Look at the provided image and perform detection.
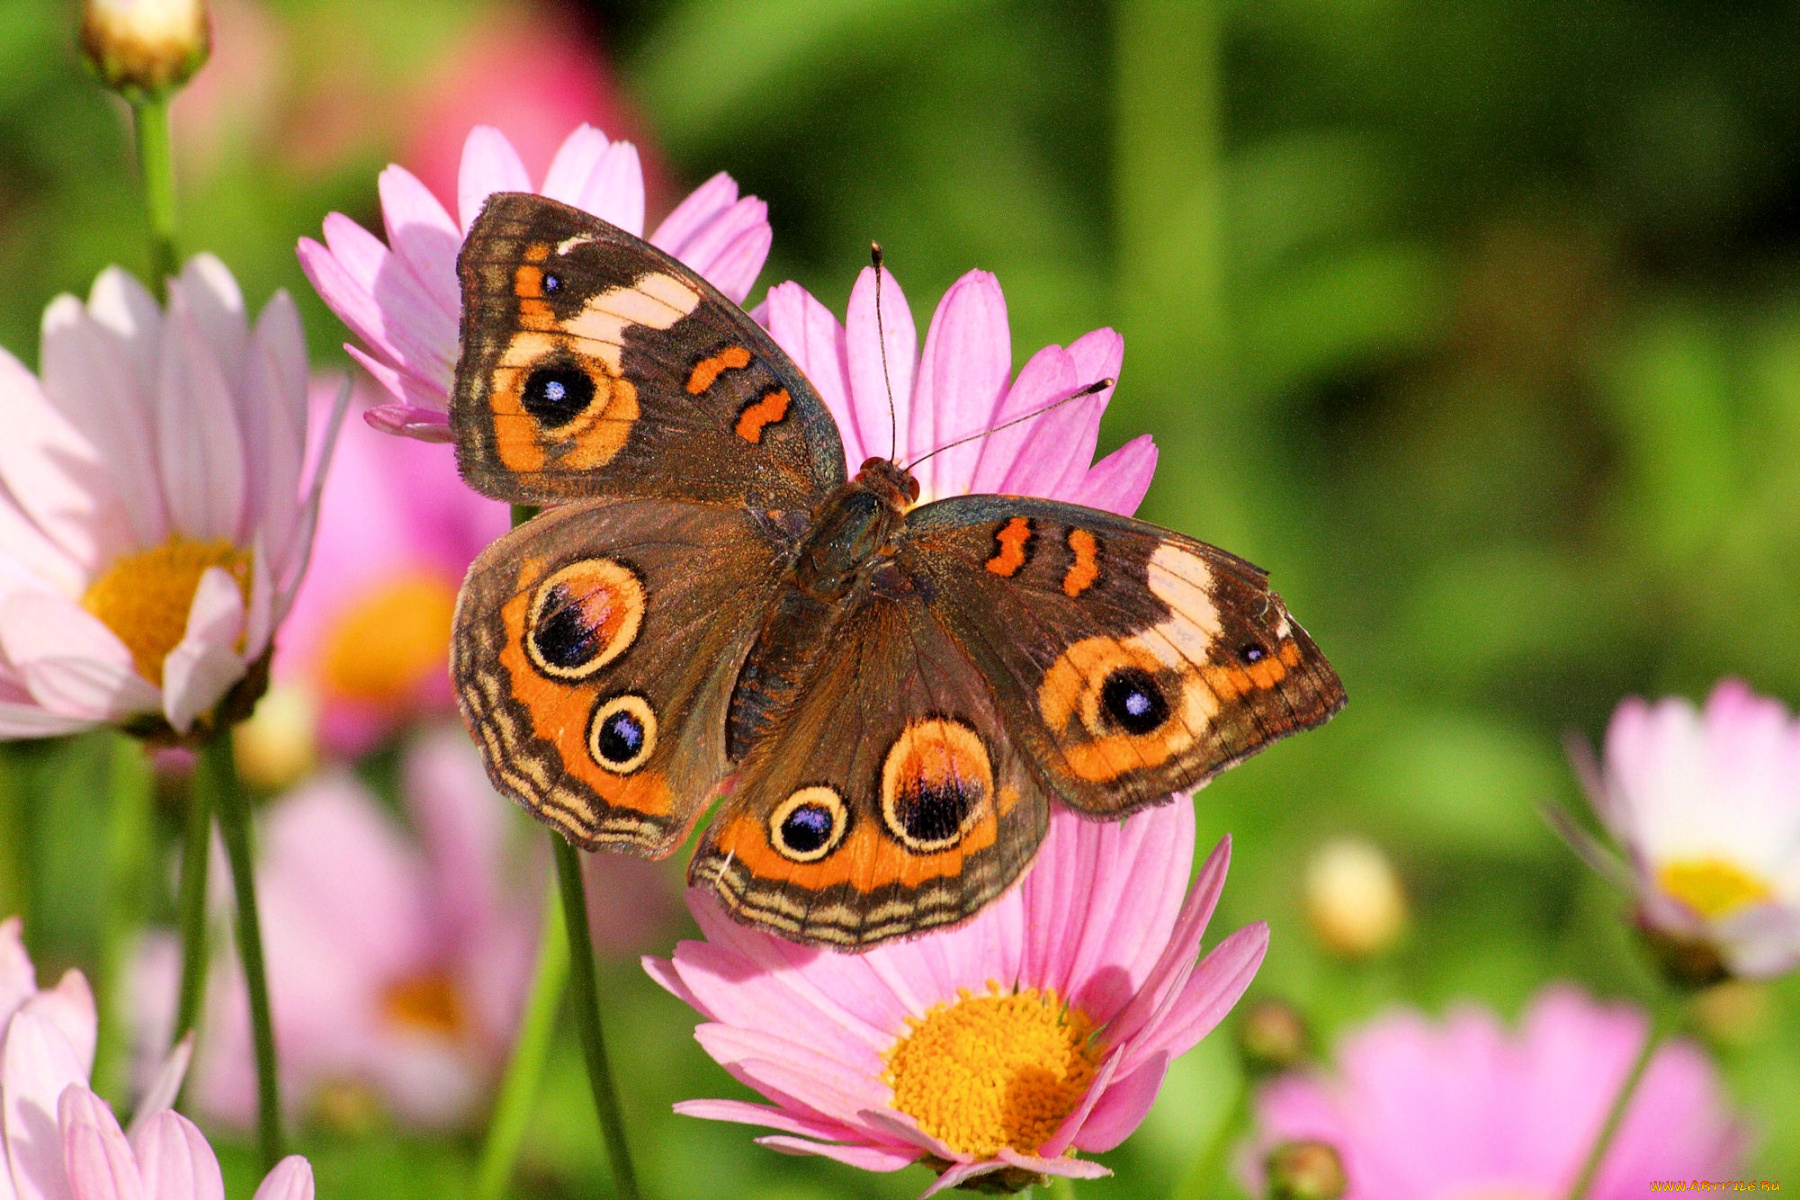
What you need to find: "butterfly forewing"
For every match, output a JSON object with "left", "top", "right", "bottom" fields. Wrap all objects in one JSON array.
[
  {"left": 900, "top": 496, "right": 1346, "bottom": 814},
  {"left": 452, "top": 193, "right": 845, "bottom": 509}
]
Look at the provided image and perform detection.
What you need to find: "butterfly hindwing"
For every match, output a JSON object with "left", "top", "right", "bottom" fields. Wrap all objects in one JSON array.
[
  {"left": 452, "top": 193, "right": 845, "bottom": 509},
  {"left": 452, "top": 497, "right": 791, "bottom": 856},
  {"left": 900, "top": 496, "right": 1347, "bottom": 816},
  {"left": 689, "top": 593, "right": 1051, "bottom": 949}
]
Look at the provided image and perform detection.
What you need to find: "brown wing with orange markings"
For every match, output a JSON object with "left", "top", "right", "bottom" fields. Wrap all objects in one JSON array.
[
  {"left": 900, "top": 496, "right": 1346, "bottom": 817},
  {"left": 452, "top": 497, "right": 790, "bottom": 856},
  {"left": 451, "top": 193, "right": 845, "bottom": 508},
  {"left": 688, "top": 589, "right": 1050, "bottom": 949}
]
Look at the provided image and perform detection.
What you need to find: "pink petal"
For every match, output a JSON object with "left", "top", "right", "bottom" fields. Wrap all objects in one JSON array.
[
  {"left": 755, "top": 1135, "right": 919, "bottom": 1172},
  {"left": 1075, "top": 435, "right": 1157, "bottom": 517},
  {"left": 4, "top": 1010, "right": 88, "bottom": 1200},
  {"left": 649, "top": 173, "right": 738, "bottom": 259},
  {"left": 0, "top": 348, "right": 127, "bottom": 577},
  {"left": 377, "top": 166, "right": 462, "bottom": 317},
  {"left": 127, "top": 1113, "right": 222, "bottom": 1200},
  {"left": 84, "top": 269, "right": 161, "bottom": 396},
  {"left": 125, "top": 1039, "right": 191, "bottom": 1139},
  {"left": 670, "top": 197, "right": 769, "bottom": 305},
  {"left": 0, "top": 918, "right": 34, "bottom": 1029},
  {"left": 967, "top": 344, "right": 1076, "bottom": 495},
  {"left": 922, "top": 1161, "right": 1008, "bottom": 1197},
  {"left": 457, "top": 126, "right": 533, "bottom": 233},
  {"left": 171, "top": 257, "right": 248, "bottom": 391},
  {"left": 543, "top": 129, "right": 645, "bottom": 235},
  {"left": 58, "top": 1087, "right": 140, "bottom": 1200},
  {"left": 155, "top": 284, "right": 244, "bottom": 542},
  {"left": 248, "top": 1159, "right": 312, "bottom": 1200},
  {"left": 762, "top": 282, "right": 856, "bottom": 463},
  {"left": 358, "top": 398, "right": 455, "bottom": 442},
  {"left": 843, "top": 265, "right": 917, "bottom": 465},
  {"left": 1038, "top": 1044, "right": 1124, "bottom": 1159},
  {"left": 673, "top": 1098, "right": 865, "bottom": 1144},
  {"left": 239, "top": 297, "right": 309, "bottom": 559},
  {"left": 1103, "top": 836, "right": 1232, "bottom": 1053},
  {"left": 314, "top": 217, "right": 456, "bottom": 390},
  {"left": 19, "top": 974, "right": 95, "bottom": 1083},
  {"left": 1069, "top": 1054, "right": 1170, "bottom": 1153},
  {"left": 998, "top": 1149, "right": 1112, "bottom": 1181},
  {"left": 907, "top": 271, "right": 1011, "bottom": 498},
  {"left": 0, "top": 594, "right": 159, "bottom": 721},
  {"left": 692, "top": 1025, "right": 887, "bottom": 1123},
  {"left": 0, "top": 703, "right": 90, "bottom": 739},
  {"left": 1118, "top": 923, "right": 1268, "bottom": 1081},
  {"left": 161, "top": 567, "right": 247, "bottom": 735}
]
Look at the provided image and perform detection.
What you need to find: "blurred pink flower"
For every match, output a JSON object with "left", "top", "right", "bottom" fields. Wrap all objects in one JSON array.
[
  {"left": 269, "top": 378, "right": 509, "bottom": 756},
  {"left": 761, "top": 267, "right": 1155, "bottom": 510},
  {"left": 57, "top": 1087, "right": 313, "bottom": 1200},
  {"left": 647, "top": 801, "right": 1267, "bottom": 1195},
  {"left": 0, "top": 258, "right": 340, "bottom": 739},
  {"left": 136, "top": 728, "right": 543, "bottom": 1129},
  {"left": 1251, "top": 986, "right": 1744, "bottom": 1199},
  {"left": 1573, "top": 679, "right": 1800, "bottom": 979},
  {"left": 300, "top": 124, "right": 772, "bottom": 441},
  {"left": 1, "top": 917, "right": 310, "bottom": 1200}
]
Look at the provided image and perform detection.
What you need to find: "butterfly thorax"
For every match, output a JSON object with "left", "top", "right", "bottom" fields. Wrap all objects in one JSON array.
[{"left": 727, "top": 458, "right": 918, "bottom": 758}]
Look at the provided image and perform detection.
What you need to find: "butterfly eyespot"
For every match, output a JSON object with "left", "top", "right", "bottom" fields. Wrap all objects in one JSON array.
[
  {"left": 525, "top": 558, "right": 644, "bottom": 680},
  {"left": 768, "top": 786, "right": 849, "bottom": 863},
  {"left": 522, "top": 361, "right": 597, "bottom": 428},
  {"left": 880, "top": 719, "right": 993, "bottom": 853},
  {"left": 542, "top": 273, "right": 561, "bottom": 293},
  {"left": 1240, "top": 643, "right": 1267, "bottom": 664},
  {"left": 1100, "top": 666, "right": 1170, "bottom": 735},
  {"left": 589, "top": 694, "right": 656, "bottom": 773}
]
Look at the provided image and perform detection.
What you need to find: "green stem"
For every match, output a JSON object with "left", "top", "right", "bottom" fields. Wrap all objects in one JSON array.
[
  {"left": 172, "top": 754, "right": 213, "bottom": 1052},
  {"left": 553, "top": 837, "right": 641, "bottom": 1200},
  {"left": 474, "top": 878, "right": 570, "bottom": 1200},
  {"left": 1046, "top": 1177, "right": 1078, "bottom": 1200},
  {"left": 1172, "top": 1069, "right": 1250, "bottom": 1200},
  {"left": 206, "top": 736, "right": 283, "bottom": 1171},
  {"left": 130, "top": 96, "right": 178, "bottom": 297},
  {"left": 1563, "top": 1009, "right": 1667, "bottom": 1200},
  {"left": 94, "top": 734, "right": 154, "bottom": 1102}
]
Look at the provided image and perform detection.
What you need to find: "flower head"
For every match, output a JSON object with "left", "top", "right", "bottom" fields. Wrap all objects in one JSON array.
[
  {"left": 761, "top": 266, "right": 1155, "bottom": 511},
  {"left": 300, "top": 123, "right": 772, "bottom": 440},
  {"left": 647, "top": 800, "right": 1267, "bottom": 1195},
  {"left": 135, "top": 728, "right": 542, "bottom": 1129},
  {"left": 0, "top": 258, "right": 339, "bottom": 740},
  {"left": 1574, "top": 679, "right": 1800, "bottom": 980},
  {"left": 267, "top": 378, "right": 509, "bottom": 757},
  {"left": 80, "top": 0, "right": 210, "bottom": 99},
  {"left": 1250, "top": 986, "right": 1744, "bottom": 1200}
]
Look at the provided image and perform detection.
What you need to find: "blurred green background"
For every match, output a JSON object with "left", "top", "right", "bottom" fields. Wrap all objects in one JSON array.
[{"left": 2, "top": 0, "right": 1799, "bottom": 1194}]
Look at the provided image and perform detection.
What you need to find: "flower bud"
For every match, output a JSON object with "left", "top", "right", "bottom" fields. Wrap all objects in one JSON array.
[
  {"left": 1238, "top": 997, "right": 1309, "bottom": 1075},
  {"left": 80, "top": 0, "right": 211, "bottom": 100},
  {"left": 1265, "top": 1139, "right": 1347, "bottom": 1200},
  {"left": 1304, "top": 837, "right": 1407, "bottom": 958}
]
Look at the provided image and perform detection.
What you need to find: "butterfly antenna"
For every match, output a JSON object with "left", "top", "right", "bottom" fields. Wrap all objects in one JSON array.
[
  {"left": 872, "top": 242, "right": 899, "bottom": 461},
  {"left": 902, "top": 377, "right": 1113, "bottom": 472}
]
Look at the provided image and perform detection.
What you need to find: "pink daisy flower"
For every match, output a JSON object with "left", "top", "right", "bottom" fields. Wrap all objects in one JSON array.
[
  {"left": 269, "top": 378, "right": 509, "bottom": 757},
  {"left": 299, "top": 123, "right": 772, "bottom": 440},
  {"left": 134, "top": 728, "right": 542, "bottom": 1129},
  {"left": 0, "top": 258, "right": 339, "bottom": 740},
  {"left": 1251, "top": 986, "right": 1745, "bottom": 1199},
  {"left": 2, "top": 915, "right": 313, "bottom": 1200},
  {"left": 1571, "top": 679, "right": 1800, "bottom": 980},
  {"left": 761, "top": 264, "right": 1156, "bottom": 511},
  {"left": 646, "top": 800, "right": 1268, "bottom": 1194}
]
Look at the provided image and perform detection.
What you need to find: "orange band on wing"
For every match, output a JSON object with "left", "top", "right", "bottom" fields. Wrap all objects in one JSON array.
[
  {"left": 1063, "top": 529, "right": 1099, "bottom": 596},
  {"left": 686, "top": 345, "right": 753, "bottom": 394},
  {"left": 986, "top": 517, "right": 1031, "bottom": 576},
  {"left": 735, "top": 389, "right": 790, "bottom": 442},
  {"left": 709, "top": 805, "right": 999, "bottom": 893}
]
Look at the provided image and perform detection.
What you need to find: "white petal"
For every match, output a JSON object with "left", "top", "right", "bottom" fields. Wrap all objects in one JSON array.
[
  {"left": 238, "top": 296, "right": 307, "bottom": 558},
  {"left": 124, "top": 1037, "right": 191, "bottom": 1139},
  {"left": 3, "top": 1010, "right": 88, "bottom": 1200},
  {"left": 0, "top": 593, "right": 159, "bottom": 720},
  {"left": 155, "top": 287, "right": 244, "bottom": 542},
  {"left": 172, "top": 255, "right": 248, "bottom": 392},
  {"left": 160, "top": 568, "right": 246, "bottom": 734},
  {"left": 85, "top": 268, "right": 162, "bottom": 399}
]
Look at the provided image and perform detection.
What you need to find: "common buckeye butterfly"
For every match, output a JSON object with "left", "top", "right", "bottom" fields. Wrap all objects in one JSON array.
[{"left": 449, "top": 193, "right": 1345, "bottom": 948}]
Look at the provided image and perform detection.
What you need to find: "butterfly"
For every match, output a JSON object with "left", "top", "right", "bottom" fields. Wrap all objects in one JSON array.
[{"left": 448, "top": 193, "right": 1346, "bottom": 949}]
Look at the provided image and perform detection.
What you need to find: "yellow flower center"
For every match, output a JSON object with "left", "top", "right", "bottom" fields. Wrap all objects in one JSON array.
[
  {"left": 379, "top": 968, "right": 466, "bottom": 1040},
  {"left": 884, "top": 983, "right": 1098, "bottom": 1160},
  {"left": 319, "top": 574, "right": 458, "bottom": 704},
  {"left": 1657, "top": 856, "right": 1775, "bottom": 920},
  {"left": 81, "top": 537, "right": 251, "bottom": 687}
]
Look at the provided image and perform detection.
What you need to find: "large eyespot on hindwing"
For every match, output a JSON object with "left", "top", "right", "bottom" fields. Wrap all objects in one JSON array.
[
  {"left": 524, "top": 558, "right": 645, "bottom": 680},
  {"left": 588, "top": 694, "right": 656, "bottom": 773},
  {"left": 767, "top": 786, "right": 850, "bottom": 863},
  {"left": 879, "top": 719, "right": 994, "bottom": 853}
]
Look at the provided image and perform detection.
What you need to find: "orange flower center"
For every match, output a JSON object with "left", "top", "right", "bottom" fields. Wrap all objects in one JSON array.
[
  {"left": 1657, "top": 856, "right": 1774, "bottom": 920},
  {"left": 379, "top": 968, "right": 466, "bottom": 1040},
  {"left": 319, "top": 573, "right": 458, "bottom": 704},
  {"left": 884, "top": 983, "right": 1098, "bottom": 1159},
  {"left": 81, "top": 537, "right": 251, "bottom": 686}
]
